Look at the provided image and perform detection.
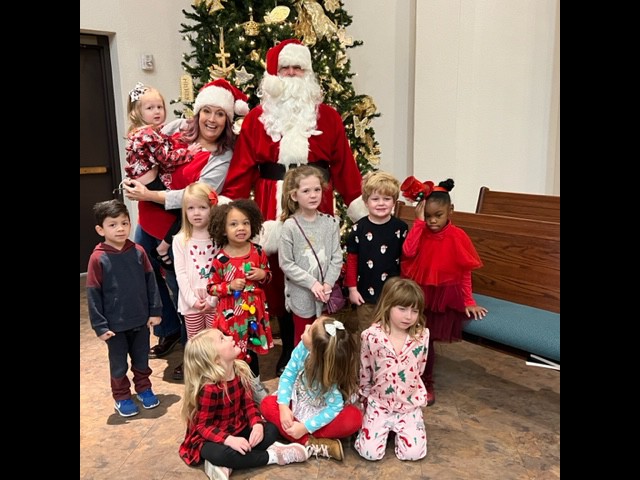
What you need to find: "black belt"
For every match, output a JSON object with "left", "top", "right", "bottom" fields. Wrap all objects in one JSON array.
[{"left": 258, "top": 160, "right": 330, "bottom": 182}]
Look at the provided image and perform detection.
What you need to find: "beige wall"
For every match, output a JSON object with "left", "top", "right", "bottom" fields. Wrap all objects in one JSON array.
[
  {"left": 81, "top": 0, "right": 559, "bottom": 220},
  {"left": 412, "top": 0, "right": 560, "bottom": 211}
]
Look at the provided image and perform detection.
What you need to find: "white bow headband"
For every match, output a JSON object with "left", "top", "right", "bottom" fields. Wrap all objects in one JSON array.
[
  {"left": 324, "top": 320, "right": 345, "bottom": 337},
  {"left": 129, "top": 82, "right": 148, "bottom": 102}
]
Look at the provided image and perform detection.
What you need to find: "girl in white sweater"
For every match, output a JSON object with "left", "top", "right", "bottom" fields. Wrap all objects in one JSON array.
[{"left": 173, "top": 182, "right": 220, "bottom": 339}]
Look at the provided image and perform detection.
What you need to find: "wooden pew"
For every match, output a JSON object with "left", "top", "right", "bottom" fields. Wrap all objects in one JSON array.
[
  {"left": 475, "top": 186, "right": 560, "bottom": 223},
  {"left": 394, "top": 200, "right": 560, "bottom": 362}
]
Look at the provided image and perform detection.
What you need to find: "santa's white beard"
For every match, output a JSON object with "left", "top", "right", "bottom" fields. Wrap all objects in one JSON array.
[{"left": 259, "top": 74, "right": 324, "bottom": 166}]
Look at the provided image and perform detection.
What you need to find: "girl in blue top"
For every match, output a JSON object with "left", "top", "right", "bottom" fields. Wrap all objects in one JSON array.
[{"left": 260, "top": 316, "right": 362, "bottom": 461}]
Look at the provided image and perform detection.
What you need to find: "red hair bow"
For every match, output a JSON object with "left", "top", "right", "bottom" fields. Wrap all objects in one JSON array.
[
  {"left": 208, "top": 190, "right": 219, "bottom": 206},
  {"left": 400, "top": 176, "right": 434, "bottom": 203}
]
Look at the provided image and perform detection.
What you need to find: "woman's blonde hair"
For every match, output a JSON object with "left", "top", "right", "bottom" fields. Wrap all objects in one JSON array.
[
  {"left": 126, "top": 86, "right": 166, "bottom": 133},
  {"left": 372, "top": 277, "right": 426, "bottom": 339},
  {"left": 279, "top": 165, "right": 328, "bottom": 222},
  {"left": 177, "top": 182, "right": 217, "bottom": 243},
  {"left": 304, "top": 316, "right": 359, "bottom": 402},
  {"left": 180, "top": 328, "right": 255, "bottom": 426}
]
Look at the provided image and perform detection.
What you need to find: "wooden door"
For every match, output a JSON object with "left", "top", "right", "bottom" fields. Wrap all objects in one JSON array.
[{"left": 80, "top": 34, "right": 121, "bottom": 273}]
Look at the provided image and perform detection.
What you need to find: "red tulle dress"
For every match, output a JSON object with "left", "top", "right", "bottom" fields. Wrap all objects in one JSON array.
[{"left": 401, "top": 219, "right": 483, "bottom": 342}]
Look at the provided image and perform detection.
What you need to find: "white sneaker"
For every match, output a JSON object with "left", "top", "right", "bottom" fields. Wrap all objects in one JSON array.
[
  {"left": 204, "top": 460, "right": 232, "bottom": 480},
  {"left": 268, "top": 442, "right": 310, "bottom": 465}
]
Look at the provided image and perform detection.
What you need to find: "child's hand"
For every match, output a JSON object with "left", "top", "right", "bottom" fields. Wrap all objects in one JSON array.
[
  {"left": 278, "top": 404, "right": 294, "bottom": 429},
  {"left": 415, "top": 200, "right": 426, "bottom": 221},
  {"left": 311, "top": 281, "right": 330, "bottom": 303},
  {"left": 465, "top": 305, "right": 488, "bottom": 320},
  {"left": 193, "top": 299, "right": 207, "bottom": 311},
  {"left": 99, "top": 330, "right": 115, "bottom": 342},
  {"left": 348, "top": 286, "right": 364, "bottom": 306},
  {"left": 283, "top": 421, "right": 308, "bottom": 440},
  {"left": 245, "top": 267, "right": 266, "bottom": 282},
  {"left": 231, "top": 278, "right": 246, "bottom": 291},
  {"left": 206, "top": 296, "right": 219, "bottom": 310},
  {"left": 147, "top": 316, "right": 162, "bottom": 327},
  {"left": 249, "top": 422, "right": 264, "bottom": 447},
  {"left": 187, "top": 142, "right": 202, "bottom": 154},
  {"left": 224, "top": 434, "right": 252, "bottom": 454}
]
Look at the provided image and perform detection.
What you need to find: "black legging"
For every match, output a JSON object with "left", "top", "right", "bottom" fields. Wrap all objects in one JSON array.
[{"left": 199, "top": 422, "right": 279, "bottom": 469}]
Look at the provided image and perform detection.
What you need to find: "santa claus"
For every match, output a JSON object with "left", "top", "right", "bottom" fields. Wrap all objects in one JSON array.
[{"left": 221, "top": 38, "right": 367, "bottom": 374}]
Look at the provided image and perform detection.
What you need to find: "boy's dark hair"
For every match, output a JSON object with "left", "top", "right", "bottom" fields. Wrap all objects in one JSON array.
[
  {"left": 93, "top": 199, "right": 130, "bottom": 226},
  {"left": 208, "top": 198, "right": 264, "bottom": 246}
]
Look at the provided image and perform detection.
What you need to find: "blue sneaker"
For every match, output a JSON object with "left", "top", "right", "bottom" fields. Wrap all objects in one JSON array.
[
  {"left": 114, "top": 398, "right": 139, "bottom": 417},
  {"left": 136, "top": 388, "right": 160, "bottom": 409}
]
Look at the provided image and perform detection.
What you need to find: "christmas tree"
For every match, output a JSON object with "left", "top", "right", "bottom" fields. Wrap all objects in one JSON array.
[{"left": 176, "top": 0, "right": 381, "bottom": 230}]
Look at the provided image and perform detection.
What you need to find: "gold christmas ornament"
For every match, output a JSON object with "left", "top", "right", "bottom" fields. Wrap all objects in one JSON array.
[
  {"left": 336, "top": 27, "right": 353, "bottom": 48},
  {"left": 368, "top": 154, "right": 381, "bottom": 166},
  {"left": 328, "top": 77, "right": 344, "bottom": 93},
  {"left": 243, "top": 8, "right": 260, "bottom": 36},
  {"left": 210, "top": 27, "right": 235, "bottom": 79},
  {"left": 183, "top": 107, "right": 194, "bottom": 119},
  {"left": 179, "top": 74, "right": 194, "bottom": 103},
  {"left": 323, "top": 0, "right": 340, "bottom": 13},
  {"left": 294, "top": 0, "right": 338, "bottom": 46},
  {"left": 248, "top": 49, "right": 266, "bottom": 69},
  {"left": 264, "top": 5, "right": 290, "bottom": 24},
  {"left": 234, "top": 66, "right": 255, "bottom": 85},
  {"left": 353, "top": 116, "right": 370, "bottom": 138},
  {"left": 193, "top": 0, "right": 226, "bottom": 14},
  {"left": 354, "top": 95, "right": 377, "bottom": 117}
]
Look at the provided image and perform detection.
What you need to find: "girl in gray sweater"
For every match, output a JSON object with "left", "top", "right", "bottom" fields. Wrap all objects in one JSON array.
[{"left": 278, "top": 165, "right": 344, "bottom": 345}]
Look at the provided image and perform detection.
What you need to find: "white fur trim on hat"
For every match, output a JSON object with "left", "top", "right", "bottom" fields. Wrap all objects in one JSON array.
[
  {"left": 193, "top": 86, "right": 235, "bottom": 120},
  {"left": 278, "top": 43, "right": 312, "bottom": 71},
  {"left": 347, "top": 195, "right": 368, "bottom": 223},
  {"left": 193, "top": 85, "right": 249, "bottom": 122}
]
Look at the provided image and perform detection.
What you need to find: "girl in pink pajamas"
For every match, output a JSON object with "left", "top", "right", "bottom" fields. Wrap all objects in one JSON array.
[{"left": 355, "top": 277, "right": 430, "bottom": 461}]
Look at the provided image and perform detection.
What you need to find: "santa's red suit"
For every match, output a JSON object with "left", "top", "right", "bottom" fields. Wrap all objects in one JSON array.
[
  {"left": 223, "top": 102, "right": 362, "bottom": 220},
  {"left": 221, "top": 40, "right": 368, "bottom": 318}
]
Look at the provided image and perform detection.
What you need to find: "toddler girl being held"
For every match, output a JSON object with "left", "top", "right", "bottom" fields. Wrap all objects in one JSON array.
[{"left": 124, "top": 82, "right": 199, "bottom": 268}]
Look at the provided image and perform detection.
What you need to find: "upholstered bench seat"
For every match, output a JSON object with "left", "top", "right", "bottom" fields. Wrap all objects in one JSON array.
[{"left": 463, "top": 294, "right": 560, "bottom": 362}]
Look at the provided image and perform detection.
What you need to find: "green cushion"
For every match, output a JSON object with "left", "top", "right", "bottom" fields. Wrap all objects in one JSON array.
[{"left": 463, "top": 294, "right": 560, "bottom": 362}]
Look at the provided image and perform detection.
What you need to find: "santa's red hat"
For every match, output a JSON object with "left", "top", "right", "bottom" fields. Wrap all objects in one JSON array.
[
  {"left": 192, "top": 79, "right": 249, "bottom": 120},
  {"left": 266, "top": 39, "right": 312, "bottom": 74},
  {"left": 262, "top": 39, "right": 313, "bottom": 97}
]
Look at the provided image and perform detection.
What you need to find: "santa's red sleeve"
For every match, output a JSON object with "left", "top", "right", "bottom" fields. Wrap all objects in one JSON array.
[{"left": 221, "top": 108, "right": 262, "bottom": 200}]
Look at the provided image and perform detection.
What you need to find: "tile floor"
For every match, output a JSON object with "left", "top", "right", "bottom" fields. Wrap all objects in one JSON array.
[{"left": 80, "top": 276, "right": 560, "bottom": 479}]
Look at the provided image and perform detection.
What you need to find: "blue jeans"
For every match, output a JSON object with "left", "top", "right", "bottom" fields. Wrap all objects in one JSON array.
[{"left": 134, "top": 225, "right": 183, "bottom": 340}]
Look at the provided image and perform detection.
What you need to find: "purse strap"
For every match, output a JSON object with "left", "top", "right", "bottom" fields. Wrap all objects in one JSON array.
[{"left": 291, "top": 216, "right": 325, "bottom": 284}]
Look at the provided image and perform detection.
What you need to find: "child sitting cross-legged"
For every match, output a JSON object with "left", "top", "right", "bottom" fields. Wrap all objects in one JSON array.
[
  {"left": 260, "top": 316, "right": 363, "bottom": 461},
  {"left": 179, "top": 328, "right": 311, "bottom": 480}
]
